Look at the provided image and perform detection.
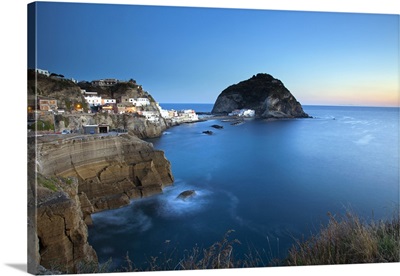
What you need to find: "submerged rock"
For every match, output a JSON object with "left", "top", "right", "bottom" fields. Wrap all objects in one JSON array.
[
  {"left": 177, "top": 190, "right": 196, "bottom": 200},
  {"left": 203, "top": 130, "right": 213, "bottom": 135}
]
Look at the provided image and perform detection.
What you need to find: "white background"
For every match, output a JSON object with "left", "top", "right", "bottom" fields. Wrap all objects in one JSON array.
[{"left": 0, "top": 1, "right": 399, "bottom": 276}]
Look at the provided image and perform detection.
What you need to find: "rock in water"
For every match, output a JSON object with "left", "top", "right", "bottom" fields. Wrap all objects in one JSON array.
[
  {"left": 211, "top": 73, "right": 310, "bottom": 118},
  {"left": 177, "top": 190, "right": 196, "bottom": 200},
  {"left": 203, "top": 130, "right": 213, "bottom": 135}
]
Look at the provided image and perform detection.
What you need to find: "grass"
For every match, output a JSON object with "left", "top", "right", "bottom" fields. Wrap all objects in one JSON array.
[
  {"left": 118, "top": 211, "right": 399, "bottom": 272},
  {"left": 36, "top": 175, "right": 75, "bottom": 192},
  {"left": 37, "top": 174, "right": 59, "bottom": 192},
  {"left": 36, "top": 210, "right": 399, "bottom": 274},
  {"left": 285, "top": 211, "right": 400, "bottom": 265}
]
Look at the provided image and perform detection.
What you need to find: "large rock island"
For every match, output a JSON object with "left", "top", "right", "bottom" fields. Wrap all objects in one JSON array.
[{"left": 212, "top": 73, "right": 310, "bottom": 118}]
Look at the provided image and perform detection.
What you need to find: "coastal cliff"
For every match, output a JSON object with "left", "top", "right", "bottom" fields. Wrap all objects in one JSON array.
[
  {"left": 28, "top": 137, "right": 99, "bottom": 274},
  {"left": 54, "top": 112, "right": 168, "bottom": 139},
  {"left": 212, "top": 73, "right": 309, "bottom": 118},
  {"left": 27, "top": 70, "right": 176, "bottom": 273},
  {"left": 35, "top": 133, "right": 174, "bottom": 220},
  {"left": 28, "top": 132, "right": 174, "bottom": 273}
]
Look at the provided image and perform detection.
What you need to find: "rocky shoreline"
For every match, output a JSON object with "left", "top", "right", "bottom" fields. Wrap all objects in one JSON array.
[
  {"left": 28, "top": 131, "right": 174, "bottom": 273},
  {"left": 27, "top": 71, "right": 311, "bottom": 274}
]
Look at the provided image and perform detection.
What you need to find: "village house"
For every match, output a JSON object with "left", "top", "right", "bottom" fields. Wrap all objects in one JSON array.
[
  {"left": 82, "top": 90, "right": 101, "bottom": 107},
  {"left": 178, "top": 109, "right": 199, "bottom": 121},
  {"left": 84, "top": 95, "right": 102, "bottom": 107},
  {"left": 100, "top": 99, "right": 117, "bottom": 113},
  {"left": 36, "top": 68, "right": 50, "bottom": 77},
  {"left": 81, "top": 89, "right": 97, "bottom": 96},
  {"left": 141, "top": 111, "right": 159, "bottom": 122},
  {"left": 102, "top": 99, "right": 116, "bottom": 105},
  {"left": 156, "top": 103, "right": 170, "bottom": 118},
  {"left": 101, "top": 104, "right": 117, "bottom": 114},
  {"left": 168, "top": 110, "right": 178, "bottom": 118},
  {"left": 117, "top": 102, "right": 137, "bottom": 114},
  {"left": 127, "top": 97, "right": 151, "bottom": 107},
  {"left": 136, "top": 98, "right": 151, "bottom": 106},
  {"left": 228, "top": 109, "right": 255, "bottom": 117},
  {"left": 39, "top": 98, "right": 58, "bottom": 111}
]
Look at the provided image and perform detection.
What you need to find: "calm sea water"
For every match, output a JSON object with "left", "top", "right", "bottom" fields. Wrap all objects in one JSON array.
[{"left": 88, "top": 105, "right": 399, "bottom": 270}]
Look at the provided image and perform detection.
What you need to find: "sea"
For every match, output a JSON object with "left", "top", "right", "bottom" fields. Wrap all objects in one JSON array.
[{"left": 88, "top": 104, "right": 399, "bottom": 271}]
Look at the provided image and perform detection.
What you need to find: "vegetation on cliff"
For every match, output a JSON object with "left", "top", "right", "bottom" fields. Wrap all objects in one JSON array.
[{"left": 28, "top": 69, "right": 86, "bottom": 112}]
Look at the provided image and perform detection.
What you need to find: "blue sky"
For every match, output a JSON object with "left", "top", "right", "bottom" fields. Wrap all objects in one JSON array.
[{"left": 29, "top": 1, "right": 399, "bottom": 106}]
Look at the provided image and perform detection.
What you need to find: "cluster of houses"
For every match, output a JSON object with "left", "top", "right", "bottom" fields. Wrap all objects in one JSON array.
[
  {"left": 82, "top": 89, "right": 151, "bottom": 114},
  {"left": 30, "top": 69, "right": 200, "bottom": 134},
  {"left": 81, "top": 90, "right": 199, "bottom": 123}
]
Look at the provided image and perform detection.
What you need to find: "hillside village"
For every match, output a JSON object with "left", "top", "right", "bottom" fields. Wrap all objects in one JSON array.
[{"left": 28, "top": 69, "right": 199, "bottom": 136}]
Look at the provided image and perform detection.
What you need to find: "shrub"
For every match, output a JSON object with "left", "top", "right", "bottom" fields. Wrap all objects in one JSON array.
[
  {"left": 30, "top": 120, "right": 54, "bottom": 131},
  {"left": 37, "top": 175, "right": 58, "bottom": 192}
]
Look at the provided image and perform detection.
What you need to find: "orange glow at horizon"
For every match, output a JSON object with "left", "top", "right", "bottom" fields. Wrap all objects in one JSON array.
[{"left": 300, "top": 81, "right": 399, "bottom": 107}]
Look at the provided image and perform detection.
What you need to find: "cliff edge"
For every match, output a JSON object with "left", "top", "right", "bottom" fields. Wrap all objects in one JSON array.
[
  {"left": 211, "top": 73, "right": 309, "bottom": 118},
  {"left": 28, "top": 133, "right": 174, "bottom": 273}
]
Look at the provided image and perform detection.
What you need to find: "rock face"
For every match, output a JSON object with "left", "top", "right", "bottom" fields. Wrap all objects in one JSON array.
[
  {"left": 211, "top": 73, "right": 309, "bottom": 118},
  {"left": 28, "top": 133, "right": 174, "bottom": 273},
  {"left": 35, "top": 133, "right": 174, "bottom": 215},
  {"left": 27, "top": 70, "right": 175, "bottom": 273},
  {"left": 54, "top": 112, "right": 168, "bottom": 139},
  {"left": 34, "top": 176, "right": 98, "bottom": 273},
  {"left": 28, "top": 136, "right": 98, "bottom": 274}
]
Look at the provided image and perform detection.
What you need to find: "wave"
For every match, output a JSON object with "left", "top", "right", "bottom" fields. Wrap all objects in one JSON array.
[
  {"left": 156, "top": 181, "right": 213, "bottom": 219},
  {"left": 354, "top": 134, "right": 375, "bottom": 145}
]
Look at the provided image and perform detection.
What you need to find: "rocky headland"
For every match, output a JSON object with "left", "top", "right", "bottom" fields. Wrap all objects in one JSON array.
[
  {"left": 27, "top": 71, "right": 175, "bottom": 273},
  {"left": 28, "top": 132, "right": 174, "bottom": 273},
  {"left": 212, "top": 73, "right": 310, "bottom": 118},
  {"left": 27, "top": 71, "right": 308, "bottom": 273}
]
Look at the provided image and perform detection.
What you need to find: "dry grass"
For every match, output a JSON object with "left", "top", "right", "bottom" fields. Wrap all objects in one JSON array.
[
  {"left": 285, "top": 211, "right": 400, "bottom": 265},
  {"left": 38, "top": 210, "right": 399, "bottom": 274}
]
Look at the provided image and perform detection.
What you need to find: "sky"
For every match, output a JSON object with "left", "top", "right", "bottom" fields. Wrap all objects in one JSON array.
[
  {"left": 28, "top": 1, "right": 399, "bottom": 107},
  {"left": 1, "top": 2, "right": 399, "bottom": 276}
]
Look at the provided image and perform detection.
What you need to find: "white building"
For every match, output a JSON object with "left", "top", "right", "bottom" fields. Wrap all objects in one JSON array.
[
  {"left": 128, "top": 97, "right": 151, "bottom": 107},
  {"left": 178, "top": 109, "right": 199, "bottom": 121},
  {"left": 228, "top": 109, "right": 255, "bottom": 117},
  {"left": 81, "top": 90, "right": 98, "bottom": 96},
  {"left": 136, "top": 98, "right": 150, "bottom": 106},
  {"left": 242, "top": 109, "right": 255, "bottom": 117},
  {"left": 156, "top": 103, "right": 170, "bottom": 118},
  {"left": 36, "top": 68, "right": 50, "bottom": 77},
  {"left": 141, "top": 111, "right": 159, "bottom": 122},
  {"left": 84, "top": 95, "right": 102, "bottom": 106},
  {"left": 102, "top": 99, "right": 116, "bottom": 105}
]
